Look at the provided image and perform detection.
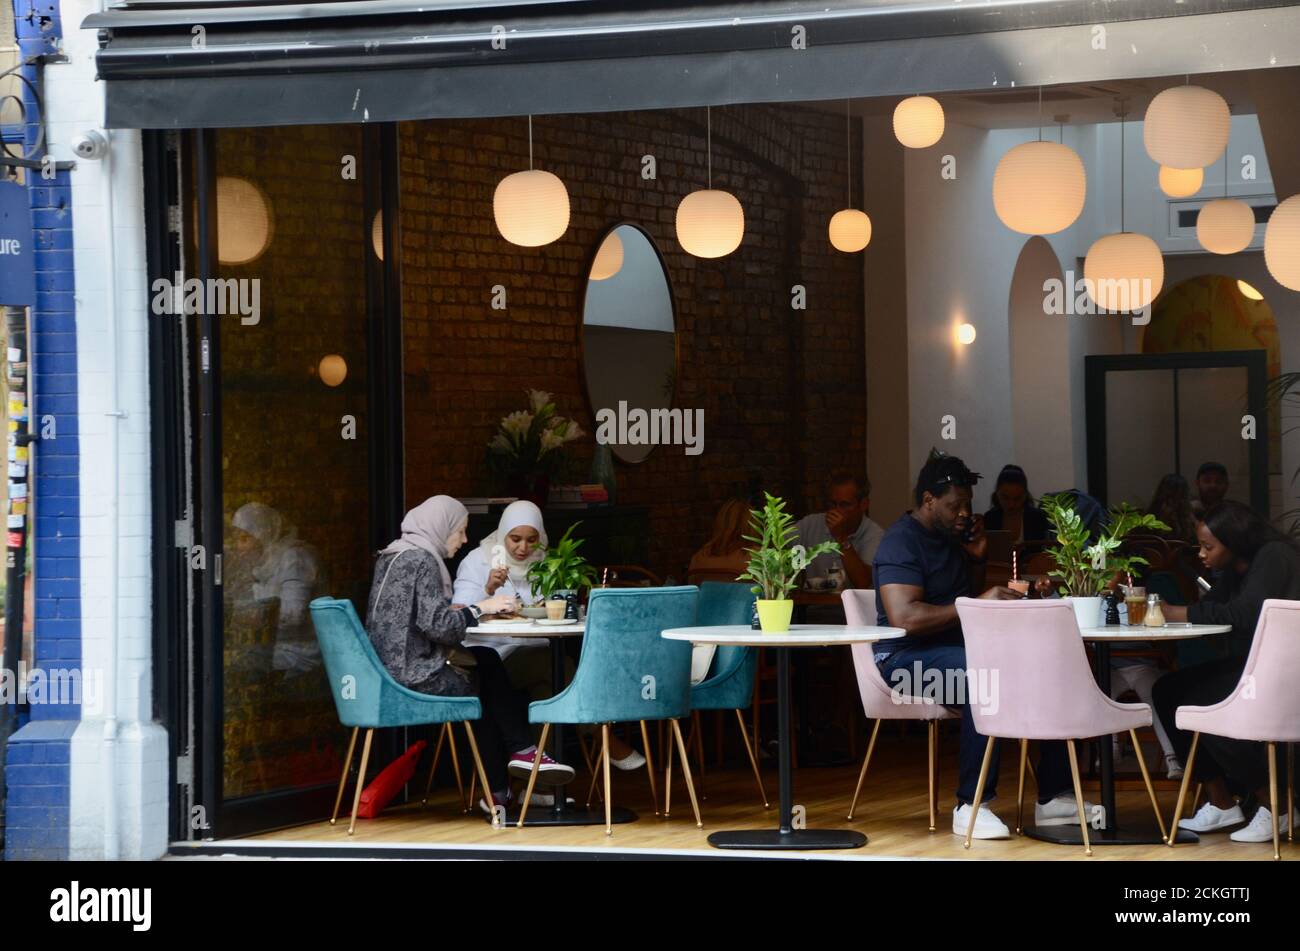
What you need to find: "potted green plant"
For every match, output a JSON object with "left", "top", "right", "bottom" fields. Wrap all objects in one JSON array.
[
  {"left": 737, "top": 492, "right": 840, "bottom": 633},
  {"left": 1039, "top": 493, "right": 1170, "bottom": 628},
  {"left": 486, "top": 389, "right": 585, "bottom": 505},
  {"left": 525, "top": 523, "right": 597, "bottom": 616}
]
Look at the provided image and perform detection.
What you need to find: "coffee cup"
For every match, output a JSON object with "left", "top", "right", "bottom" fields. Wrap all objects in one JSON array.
[{"left": 545, "top": 599, "right": 567, "bottom": 621}]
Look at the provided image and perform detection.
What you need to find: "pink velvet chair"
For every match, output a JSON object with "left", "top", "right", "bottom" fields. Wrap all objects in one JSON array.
[
  {"left": 954, "top": 597, "right": 1166, "bottom": 855},
  {"left": 842, "top": 589, "right": 959, "bottom": 832},
  {"left": 1168, "top": 599, "right": 1300, "bottom": 860}
]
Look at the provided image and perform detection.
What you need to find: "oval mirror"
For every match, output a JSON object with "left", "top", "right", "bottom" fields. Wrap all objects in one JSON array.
[{"left": 581, "top": 224, "right": 677, "bottom": 463}]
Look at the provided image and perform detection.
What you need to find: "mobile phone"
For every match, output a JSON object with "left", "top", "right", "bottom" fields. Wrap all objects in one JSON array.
[{"left": 1196, "top": 576, "right": 1212, "bottom": 593}]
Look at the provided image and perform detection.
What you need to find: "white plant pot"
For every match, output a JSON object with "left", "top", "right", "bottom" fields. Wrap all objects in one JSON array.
[{"left": 1065, "top": 596, "right": 1104, "bottom": 630}]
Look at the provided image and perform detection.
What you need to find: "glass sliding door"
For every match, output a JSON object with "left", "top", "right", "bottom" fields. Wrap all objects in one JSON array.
[{"left": 186, "top": 124, "right": 402, "bottom": 837}]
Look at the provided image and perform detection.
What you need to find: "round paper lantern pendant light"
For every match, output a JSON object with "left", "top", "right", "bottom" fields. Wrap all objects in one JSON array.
[
  {"left": 494, "top": 116, "right": 570, "bottom": 247},
  {"left": 589, "top": 231, "right": 625, "bottom": 280},
  {"left": 1264, "top": 194, "right": 1300, "bottom": 291},
  {"left": 214, "top": 176, "right": 273, "bottom": 265},
  {"left": 677, "top": 190, "right": 744, "bottom": 258},
  {"left": 1084, "top": 232, "right": 1164, "bottom": 312},
  {"left": 828, "top": 100, "right": 872, "bottom": 253},
  {"left": 829, "top": 209, "right": 872, "bottom": 253},
  {"left": 1158, "top": 166, "right": 1203, "bottom": 198},
  {"left": 677, "top": 106, "right": 744, "bottom": 258},
  {"left": 318, "top": 355, "right": 347, "bottom": 387},
  {"left": 1085, "top": 109, "right": 1163, "bottom": 312},
  {"left": 1237, "top": 280, "right": 1263, "bottom": 301},
  {"left": 1143, "top": 84, "right": 1230, "bottom": 169},
  {"left": 893, "top": 96, "right": 945, "bottom": 149},
  {"left": 371, "top": 210, "right": 384, "bottom": 260},
  {"left": 1197, "top": 199, "right": 1254, "bottom": 255},
  {"left": 992, "top": 140, "right": 1087, "bottom": 235}
]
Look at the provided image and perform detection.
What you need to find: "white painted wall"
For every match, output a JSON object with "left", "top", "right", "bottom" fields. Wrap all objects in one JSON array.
[
  {"left": 45, "top": 0, "right": 167, "bottom": 860},
  {"left": 901, "top": 110, "right": 1292, "bottom": 510}
]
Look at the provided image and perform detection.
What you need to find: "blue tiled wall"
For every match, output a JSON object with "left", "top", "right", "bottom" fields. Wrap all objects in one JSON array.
[{"left": 4, "top": 0, "right": 78, "bottom": 862}]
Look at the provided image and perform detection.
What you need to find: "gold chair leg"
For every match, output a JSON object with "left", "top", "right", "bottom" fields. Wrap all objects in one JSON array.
[
  {"left": 664, "top": 720, "right": 675, "bottom": 817},
  {"left": 1287, "top": 742, "right": 1295, "bottom": 844},
  {"left": 587, "top": 727, "right": 607, "bottom": 809},
  {"left": 1167, "top": 732, "right": 1200, "bottom": 847},
  {"left": 603, "top": 723, "right": 614, "bottom": 836},
  {"left": 445, "top": 721, "right": 466, "bottom": 812},
  {"left": 736, "top": 709, "right": 770, "bottom": 809},
  {"left": 348, "top": 729, "right": 374, "bottom": 836},
  {"left": 1066, "top": 739, "right": 1092, "bottom": 856},
  {"left": 670, "top": 718, "right": 703, "bottom": 828},
  {"left": 964, "top": 736, "right": 996, "bottom": 850},
  {"left": 462, "top": 722, "right": 498, "bottom": 827},
  {"left": 1268, "top": 742, "right": 1281, "bottom": 861},
  {"left": 1192, "top": 782, "right": 1202, "bottom": 813},
  {"left": 928, "top": 721, "right": 938, "bottom": 832},
  {"left": 640, "top": 720, "right": 660, "bottom": 815},
  {"left": 331, "top": 727, "right": 359, "bottom": 825},
  {"left": 577, "top": 731, "right": 595, "bottom": 777},
  {"left": 423, "top": 723, "right": 448, "bottom": 806},
  {"left": 692, "top": 710, "right": 707, "bottom": 800},
  {"left": 516, "top": 722, "right": 550, "bottom": 828},
  {"left": 1131, "top": 728, "right": 1167, "bottom": 842},
  {"left": 1025, "top": 751, "right": 1037, "bottom": 789},
  {"left": 847, "top": 719, "right": 881, "bottom": 821},
  {"left": 1015, "top": 738, "right": 1028, "bottom": 835}
]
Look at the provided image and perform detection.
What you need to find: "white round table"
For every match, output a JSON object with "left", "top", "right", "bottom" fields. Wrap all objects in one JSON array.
[
  {"left": 662, "top": 623, "right": 904, "bottom": 851},
  {"left": 1027, "top": 622, "right": 1231, "bottom": 847}
]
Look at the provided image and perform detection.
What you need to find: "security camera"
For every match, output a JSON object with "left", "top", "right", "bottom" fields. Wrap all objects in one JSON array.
[{"left": 71, "top": 130, "right": 109, "bottom": 161}]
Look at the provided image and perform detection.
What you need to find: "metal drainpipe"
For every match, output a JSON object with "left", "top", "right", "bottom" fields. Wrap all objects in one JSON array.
[{"left": 99, "top": 138, "right": 122, "bottom": 863}]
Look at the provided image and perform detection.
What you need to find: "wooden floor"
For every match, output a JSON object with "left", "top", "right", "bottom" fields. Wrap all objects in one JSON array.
[{"left": 233, "top": 735, "right": 1294, "bottom": 860}]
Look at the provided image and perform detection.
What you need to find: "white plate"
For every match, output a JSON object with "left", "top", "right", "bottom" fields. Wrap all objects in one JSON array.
[
  {"left": 536, "top": 618, "right": 572, "bottom": 626},
  {"left": 479, "top": 618, "right": 522, "bottom": 625}
]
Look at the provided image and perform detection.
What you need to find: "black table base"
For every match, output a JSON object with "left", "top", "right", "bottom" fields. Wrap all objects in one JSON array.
[
  {"left": 709, "top": 829, "right": 867, "bottom": 850},
  {"left": 709, "top": 645, "right": 867, "bottom": 851},
  {"left": 1025, "top": 823, "right": 1198, "bottom": 846}
]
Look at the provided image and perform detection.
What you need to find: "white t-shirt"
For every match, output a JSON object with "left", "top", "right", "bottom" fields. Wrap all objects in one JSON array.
[
  {"left": 452, "top": 546, "right": 545, "bottom": 660},
  {"left": 795, "top": 512, "right": 885, "bottom": 578}
]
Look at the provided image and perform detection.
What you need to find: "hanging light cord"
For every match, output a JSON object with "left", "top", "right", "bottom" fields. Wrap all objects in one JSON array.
[
  {"left": 845, "top": 99, "right": 851, "bottom": 207},
  {"left": 1037, "top": 86, "right": 1043, "bottom": 142},
  {"left": 528, "top": 115, "right": 534, "bottom": 170},
  {"left": 1119, "top": 105, "right": 1126, "bottom": 233},
  {"left": 707, "top": 105, "right": 712, "bottom": 189}
]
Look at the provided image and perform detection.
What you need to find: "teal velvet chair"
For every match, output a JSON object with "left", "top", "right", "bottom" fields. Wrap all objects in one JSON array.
[
  {"left": 309, "top": 597, "right": 496, "bottom": 833},
  {"left": 517, "top": 586, "right": 702, "bottom": 834},
  {"left": 680, "top": 582, "right": 769, "bottom": 810}
]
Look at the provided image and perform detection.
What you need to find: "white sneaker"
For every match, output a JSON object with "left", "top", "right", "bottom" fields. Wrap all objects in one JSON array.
[
  {"left": 610, "top": 750, "right": 646, "bottom": 771},
  {"left": 1034, "top": 793, "right": 1097, "bottom": 827},
  {"left": 1229, "top": 805, "right": 1297, "bottom": 843},
  {"left": 1164, "top": 754, "right": 1183, "bottom": 780},
  {"left": 1178, "top": 800, "right": 1245, "bottom": 833},
  {"left": 953, "top": 802, "right": 1011, "bottom": 839}
]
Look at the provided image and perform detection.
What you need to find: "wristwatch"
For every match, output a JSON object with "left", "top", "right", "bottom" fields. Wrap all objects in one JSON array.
[{"left": 467, "top": 604, "right": 483, "bottom": 621}]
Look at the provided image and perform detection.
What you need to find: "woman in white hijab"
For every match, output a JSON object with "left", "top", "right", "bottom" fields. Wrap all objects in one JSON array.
[
  {"left": 452, "top": 500, "right": 646, "bottom": 771},
  {"left": 366, "top": 495, "right": 575, "bottom": 810}
]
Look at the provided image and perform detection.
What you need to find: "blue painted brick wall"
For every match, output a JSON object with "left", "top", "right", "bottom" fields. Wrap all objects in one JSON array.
[{"left": 5, "top": 0, "right": 79, "bottom": 862}]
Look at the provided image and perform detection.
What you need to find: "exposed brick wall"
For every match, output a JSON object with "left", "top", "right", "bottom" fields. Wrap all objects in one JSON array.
[{"left": 399, "top": 104, "right": 866, "bottom": 577}]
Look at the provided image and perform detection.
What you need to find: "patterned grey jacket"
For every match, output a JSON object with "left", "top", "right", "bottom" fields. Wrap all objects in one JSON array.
[{"left": 365, "top": 548, "right": 476, "bottom": 697}]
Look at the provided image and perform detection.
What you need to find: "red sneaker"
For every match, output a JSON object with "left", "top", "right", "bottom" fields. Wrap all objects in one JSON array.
[{"left": 508, "top": 748, "right": 575, "bottom": 785}]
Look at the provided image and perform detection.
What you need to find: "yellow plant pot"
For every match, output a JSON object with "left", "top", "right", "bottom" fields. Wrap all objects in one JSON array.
[{"left": 756, "top": 599, "right": 794, "bottom": 633}]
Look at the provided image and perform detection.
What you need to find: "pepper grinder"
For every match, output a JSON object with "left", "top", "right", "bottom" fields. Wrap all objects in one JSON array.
[{"left": 1104, "top": 588, "right": 1122, "bottom": 626}]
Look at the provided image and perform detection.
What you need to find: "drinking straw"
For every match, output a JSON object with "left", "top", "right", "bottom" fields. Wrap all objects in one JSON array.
[{"left": 1012, "top": 550, "right": 1018, "bottom": 581}]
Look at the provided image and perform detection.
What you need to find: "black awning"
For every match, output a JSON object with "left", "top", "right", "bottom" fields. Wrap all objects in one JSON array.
[{"left": 84, "top": 0, "right": 1300, "bottom": 128}]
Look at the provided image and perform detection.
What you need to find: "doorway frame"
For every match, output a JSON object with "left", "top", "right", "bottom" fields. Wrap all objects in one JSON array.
[{"left": 1084, "top": 349, "right": 1269, "bottom": 514}]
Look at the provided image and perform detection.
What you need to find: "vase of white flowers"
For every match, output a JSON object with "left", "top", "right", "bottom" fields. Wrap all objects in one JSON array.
[{"left": 487, "top": 390, "right": 585, "bottom": 504}]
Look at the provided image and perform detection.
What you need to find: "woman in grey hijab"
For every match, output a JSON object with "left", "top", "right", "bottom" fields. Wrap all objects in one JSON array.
[{"left": 366, "top": 495, "right": 575, "bottom": 810}]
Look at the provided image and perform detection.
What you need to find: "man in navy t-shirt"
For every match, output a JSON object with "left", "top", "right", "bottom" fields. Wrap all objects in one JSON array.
[{"left": 872, "top": 452, "right": 1087, "bottom": 839}]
